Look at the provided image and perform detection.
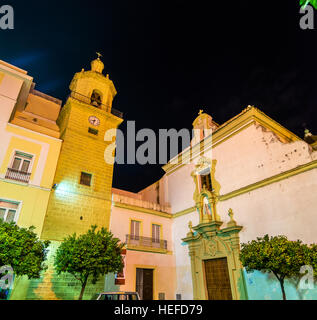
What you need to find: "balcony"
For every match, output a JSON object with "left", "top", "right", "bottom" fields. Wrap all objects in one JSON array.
[
  {"left": 68, "top": 91, "right": 123, "bottom": 119},
  {"left": 126, "top": 234, "right": 168, "bottom": 253},
  {"left": 5, "top": 168, "right": 31, "bottom": 183}
]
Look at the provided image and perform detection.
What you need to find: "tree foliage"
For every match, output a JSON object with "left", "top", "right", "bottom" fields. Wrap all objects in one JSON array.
[
  {"left": 0, "top": 220, "right": 50, "bottom": 278},
  {"left": 240, "top": 234, "right": 312, "bottom": 300},
  {"left": 300, "top": 0, "right": 317, "bottom": 9},
  {"left": 54, "top": 225, "right": 124, "bottom": 300}
]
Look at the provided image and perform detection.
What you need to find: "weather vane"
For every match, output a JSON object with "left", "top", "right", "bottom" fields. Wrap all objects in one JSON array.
[{"left": 96, "top": 52, "right": 103, "bottom": 59}]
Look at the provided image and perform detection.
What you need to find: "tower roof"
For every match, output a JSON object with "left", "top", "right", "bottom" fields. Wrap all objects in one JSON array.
[{"left": 90, "top": 53, "right": 104, "bottom": 73}]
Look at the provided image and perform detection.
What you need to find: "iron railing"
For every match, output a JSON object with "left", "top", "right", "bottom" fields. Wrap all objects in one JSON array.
[
  {"left": 5, "top": 168, "right": 31, "bottom": 183},
  {"left": 30, "top": 88, "right": 62, "bottom": 106},
  {"left": 68, "top": 91, "right": 123, "bottom": 119},
  {"left": 126, "top": 234, "right": 167, "bottom": 250}
]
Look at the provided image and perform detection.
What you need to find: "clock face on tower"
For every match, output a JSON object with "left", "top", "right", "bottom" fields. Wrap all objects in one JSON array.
[{"left": 88, "top": 116, "right": 100, "bottom": 126}]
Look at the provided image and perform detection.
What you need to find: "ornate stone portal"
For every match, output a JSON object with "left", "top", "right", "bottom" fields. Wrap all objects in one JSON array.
[{"left": 183, "top": 158, "right": 246, "bottom": 300}]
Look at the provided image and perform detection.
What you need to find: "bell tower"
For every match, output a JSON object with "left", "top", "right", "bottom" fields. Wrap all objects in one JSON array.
[{"left": 41, "top": 55, "right": 123, "bottom": 241}]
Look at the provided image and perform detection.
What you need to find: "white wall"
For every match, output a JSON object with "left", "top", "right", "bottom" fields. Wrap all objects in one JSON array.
[
  {"left": 0, "top": 72, "right": 23, "bottom": 123},
  {"left": 172, "top": 210, "right": 198, "bottom": 300},
  {"left": 217, "top": 168, "right": 317, "bottom": 245},
  {"left": 167, "top": 121, "right": 317, "bottom": 299}
]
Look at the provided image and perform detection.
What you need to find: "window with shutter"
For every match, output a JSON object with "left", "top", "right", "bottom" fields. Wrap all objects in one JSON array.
[
  {"left": 10, "top": 151, "right": 33, "bottom": 172},
  {"left": 0, "top": 200, "right": 19, "bottom": 223},
  {"left": 158, "top": 292, "right": 165, "bottom": 300},
  {"left": 21, "top": 160, "right": 30, "bottom": 172},
  {"left": 131, "top": 220, "right": 140, "bottom": 240},
  {"left": 152, "top": 224, "right": 160, "bottom": 243},
  {"left": 80, "top": 172, "right": 92, "bottom": 186},
  {"left": 12, "top": 158, "right": 21, "bottom": 170}
]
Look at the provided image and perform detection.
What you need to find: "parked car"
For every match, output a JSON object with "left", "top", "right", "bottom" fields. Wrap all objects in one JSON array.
[{"left": 93, "top": 291, "right": 141, "bottom": 300}]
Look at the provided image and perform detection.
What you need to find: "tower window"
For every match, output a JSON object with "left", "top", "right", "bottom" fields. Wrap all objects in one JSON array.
[
  {"left": 90, "top": 90, "right": 102, "bottom": 108},
  {"left": 88, "top": 127, "right": 99, "bottom": 135},
  {"left": 80, "top": 172, "right": 92, "bottom": 186}
]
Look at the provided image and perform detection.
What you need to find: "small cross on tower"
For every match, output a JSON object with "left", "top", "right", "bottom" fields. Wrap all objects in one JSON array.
[
  {"left": 96, "top": 52, "right": 103, "bottom": 60},
  {"left": 198, "top": 109, "right": 204, "bottom": 116}
]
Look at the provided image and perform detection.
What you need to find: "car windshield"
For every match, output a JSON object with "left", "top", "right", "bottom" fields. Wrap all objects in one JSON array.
[{"left": 97, "top": 293, "right": 139, "bottom": 300}]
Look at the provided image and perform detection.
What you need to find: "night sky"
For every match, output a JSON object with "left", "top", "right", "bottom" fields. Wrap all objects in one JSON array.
[{"left": 1, "top": 1, "right": 316, "bottom": 192}]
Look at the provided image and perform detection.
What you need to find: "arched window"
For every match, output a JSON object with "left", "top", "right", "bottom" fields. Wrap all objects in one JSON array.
[
  {"left": 199, "top": 167, "right": 212, "bottom": 192},
  {"left": 90, "top": 90, "right": 102, "bottom": 108}
]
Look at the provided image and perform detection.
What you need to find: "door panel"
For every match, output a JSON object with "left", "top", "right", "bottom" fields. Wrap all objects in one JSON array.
[
  {"left": 136, "top": 268, "right": 143, "bottom": 299},
  {"left": 204, "top": 258, "right": 232, "bottom": 300},
  {"left": 136, "top": 268, "right": 153, "bottom": 300},
  {"left": 143, "top": 269, "right": 153, "bottom": 300}
]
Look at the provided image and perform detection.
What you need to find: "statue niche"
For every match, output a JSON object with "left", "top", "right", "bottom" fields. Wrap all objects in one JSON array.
[{"left": 192, "top": 157, "right": 221, "bottom": 223}]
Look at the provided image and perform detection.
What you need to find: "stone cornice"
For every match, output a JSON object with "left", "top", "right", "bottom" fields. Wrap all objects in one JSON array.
[
  {"left": 72, "top": 70, "right": 117, "bottom": 97},
  {"left": 113, "top": 201, "right": 173, "bottom": 219},
  {"left": 67, "top": 97, "right": 123, "bottom": 126}
]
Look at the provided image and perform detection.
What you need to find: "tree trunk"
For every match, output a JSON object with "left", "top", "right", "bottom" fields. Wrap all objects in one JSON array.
[
  {"left": 279, "top": 278, "right": 286, "bottom": 300},
  {"left": 78, "top": 278, "right": 88, "bottom": 300},
  {"left": 273, "top": 273, "right": 287, "bottom": 300}
]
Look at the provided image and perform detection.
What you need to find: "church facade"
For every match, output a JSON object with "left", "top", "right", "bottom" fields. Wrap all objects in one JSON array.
[
  {"left": 110, "top": 106, "right": 317, "bottom": 300},
  {"left": 1, "top": 57, "right": 317, "bottom": 300}
]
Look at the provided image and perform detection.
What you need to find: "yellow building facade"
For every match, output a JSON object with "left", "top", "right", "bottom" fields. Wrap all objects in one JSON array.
[
  {"left": 10, "top": 57, "right": 124, "bottom": 300},
  {"left": 0, "top": 60, "right": 62, "bottom": 236},
  {"left": 0, "top": 57, "right": 124, "bottom": 300},
  {"left": 41, "top": 57, "right": 123, "bottom": 241},
  {"left": 0, "top": 60, "right": 63, "bottom": 300}
]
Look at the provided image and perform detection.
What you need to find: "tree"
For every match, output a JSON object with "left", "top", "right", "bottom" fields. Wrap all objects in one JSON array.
[
  {"left": 0, "top": 220, "right": 50, "bottom": 278},
  {"left": 309, "top": 244, "right": 317, "bottom": 278},
  {"left": 54, "top": 225, "right": 124, "bottom": 300},
  {"left": 300, "top": 0, "right": 317, "bottom": 10},
  {"left": 240, "top": 234, "right": 311, "bottom": 300}
]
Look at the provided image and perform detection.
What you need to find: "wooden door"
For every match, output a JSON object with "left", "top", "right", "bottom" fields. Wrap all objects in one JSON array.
[
  {"left": 136, "top": 268, "right": 153, "bottom": 300},
  {"left": 204, "top": 258, "right": 233, "bottom": 300},
  {"left": 143, "top": 269, "right": 153, "bottom": 300}
]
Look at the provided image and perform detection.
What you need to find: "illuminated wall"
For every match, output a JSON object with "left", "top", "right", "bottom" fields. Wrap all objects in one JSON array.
[
  {"left": 23, "top": 58, "right": 124, "bottom": 300},
  {"left": 41, "top": 58, "right": 123, "bottom": 241},
  {"left": 0, "top": 61, "right": 62, "bottom": 236}
]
